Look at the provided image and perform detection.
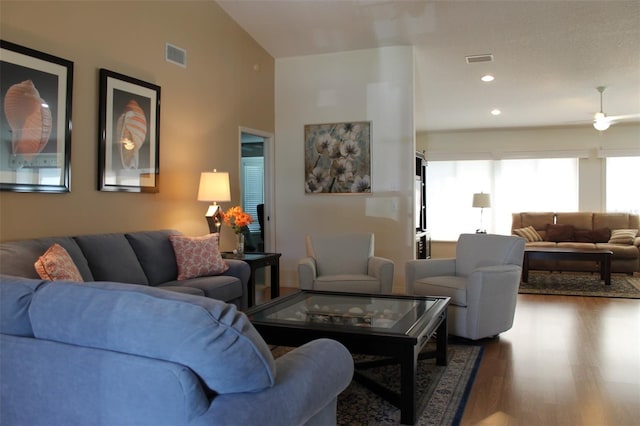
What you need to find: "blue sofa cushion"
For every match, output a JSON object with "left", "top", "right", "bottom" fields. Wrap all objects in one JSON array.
[
  {"left": 160, "top": 275, "right": 242, "bottom": 300},
  {"left": 0, "top": 276, "right": 47, "bottom": 337},
  {"left": 125, "top": 230, "right": 181, "bottom": 285},
  {"left": 29, "top": 281, "right": 276, "bottom": 394},
  {"left": 73, "top": 234, "right": 149, "bottom": 284}
]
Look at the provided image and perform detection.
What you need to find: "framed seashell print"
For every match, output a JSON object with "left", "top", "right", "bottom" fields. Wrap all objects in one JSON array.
[
  {"left": 0, "top": 40, "right": 73, "bottom": 193},
  {"left": 98, "top": 69, "right": 160, "bottom": 193}
]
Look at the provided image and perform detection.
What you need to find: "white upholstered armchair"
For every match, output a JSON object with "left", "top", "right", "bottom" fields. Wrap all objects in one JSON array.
[
  {"left": 298, "top": 233, "right": 394, "bottom": 294},
  {"left": 405, "top": 233, "right": 525, "bottom": 340}
]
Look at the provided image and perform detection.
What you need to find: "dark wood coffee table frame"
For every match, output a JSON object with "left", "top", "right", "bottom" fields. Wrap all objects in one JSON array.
[
  {"left": 522, "top": 247, "right": 613, "bottom": 285},
  {"left": 245, "top": 290, "right": 450, "bottom": 425}
]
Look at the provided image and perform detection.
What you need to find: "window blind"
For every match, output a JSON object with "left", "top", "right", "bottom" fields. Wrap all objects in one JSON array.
[{"left": 242, "top": 157, "right": 264, "bottom": 232}]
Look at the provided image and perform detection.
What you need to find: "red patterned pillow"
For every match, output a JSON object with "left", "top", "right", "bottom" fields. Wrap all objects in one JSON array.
[
  {"left": 34, "top": 243, "right": 84, "bottom": 282},
  {"left": 169, "top": 233, "right": 229, "bottom": 280}
]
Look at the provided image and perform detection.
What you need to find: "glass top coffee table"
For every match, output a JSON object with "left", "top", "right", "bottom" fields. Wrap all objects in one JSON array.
[{"left": 245, "top": 290, "right": 450, "bottom": 425}]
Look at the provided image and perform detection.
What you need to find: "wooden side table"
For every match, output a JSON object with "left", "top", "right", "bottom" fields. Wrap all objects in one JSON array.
[{"left": 222, "top": 252, "right": 281, "bottom": 307}]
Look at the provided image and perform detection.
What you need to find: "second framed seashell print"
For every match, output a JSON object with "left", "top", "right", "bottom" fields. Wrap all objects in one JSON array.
[
  {"left": 98, "top": 69, "right": 160, "bottom": 193},
  {"left": 0, "top": 40, "right": 74, "bottom": 193}
]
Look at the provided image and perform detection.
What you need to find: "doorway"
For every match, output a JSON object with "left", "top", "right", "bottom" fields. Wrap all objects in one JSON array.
[{"left": 239, "top": 128, "right": 274, "bottom": 253}]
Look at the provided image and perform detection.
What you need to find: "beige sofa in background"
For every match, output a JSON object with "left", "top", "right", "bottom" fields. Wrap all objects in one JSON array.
[{"left": 511, "top": 212, "right": 640, "bottom": 274}]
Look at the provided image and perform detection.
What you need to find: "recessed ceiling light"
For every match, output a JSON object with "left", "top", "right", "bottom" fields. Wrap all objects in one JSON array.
[
  {"left": 491, "top": 109, "right": 501, "bottom": 116},
  {"left": 481, "top": 75, "right": 495, "bottom": 82}
]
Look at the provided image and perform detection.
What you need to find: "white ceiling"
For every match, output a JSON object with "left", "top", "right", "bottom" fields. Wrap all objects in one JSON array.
[{"left": 217, "top": 0, "right": 640, "bottom": 133}]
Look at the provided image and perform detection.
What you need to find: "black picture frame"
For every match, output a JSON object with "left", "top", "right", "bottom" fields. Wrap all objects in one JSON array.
[
  {"left": 98, "top": 69, "right": 160, "bottom": 192},
  {"left": 0, "top": 40, "right": 73, "bottom": 193}
]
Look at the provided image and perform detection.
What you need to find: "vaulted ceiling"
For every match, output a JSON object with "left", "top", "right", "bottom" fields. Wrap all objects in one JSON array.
[{"left": 217, "top": 0, "right": 640, "bottom": 133}]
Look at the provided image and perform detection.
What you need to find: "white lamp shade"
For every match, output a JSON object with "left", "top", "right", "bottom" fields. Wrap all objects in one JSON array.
[
  {"left": 472, "top": 193, "right": 491, "bottom": 208},
  {"left": 197, "top": 171, "right": 231, "bottom": 202}
]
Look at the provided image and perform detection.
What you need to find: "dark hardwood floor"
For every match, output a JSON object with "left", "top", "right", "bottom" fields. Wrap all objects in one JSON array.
[{"left": 256, "top": 287, "right": 640, "bottom": 426}]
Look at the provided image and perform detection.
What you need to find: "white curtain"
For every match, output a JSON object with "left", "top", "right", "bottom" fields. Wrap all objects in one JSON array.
[
  {"left": 427, "top": 158, "right": 579, "bottom": 240},
  {"left": 606, "top": 157, "right": 640, "bottom": 214}
]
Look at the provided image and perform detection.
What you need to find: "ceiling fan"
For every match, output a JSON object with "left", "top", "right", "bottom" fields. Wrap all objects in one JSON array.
[{"left": 593, "top": 86, "right": 640, "bottom": 131}]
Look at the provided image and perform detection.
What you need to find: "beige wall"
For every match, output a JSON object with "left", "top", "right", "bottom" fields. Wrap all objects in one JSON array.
[
  {"left": 0, "top": 1, "right": 274, "bottom": 250},
  {"left": 275, "top": 47, "right": 416, "bottom": 291}
]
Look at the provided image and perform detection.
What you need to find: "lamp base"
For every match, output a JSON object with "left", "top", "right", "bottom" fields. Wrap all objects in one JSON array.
[
  {"left": 204, "top": 204, "right": 223, "bottom": 234},
  {"left": 205, "top": 216, "right": 222, "bottom": 234}
]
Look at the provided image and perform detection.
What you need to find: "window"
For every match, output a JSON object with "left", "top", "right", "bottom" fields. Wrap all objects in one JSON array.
[
  {"left": 606, "top": 156, "right": 640, "bottom": 214},
  {"left": 426, "top": 160, "right": 491, "bottom": 240},
  {"left": 241, "top": 156, "right": 264, "bottom": 232},
  {"left": 427, "top": 158, "right": 578, "bottom": 240}
]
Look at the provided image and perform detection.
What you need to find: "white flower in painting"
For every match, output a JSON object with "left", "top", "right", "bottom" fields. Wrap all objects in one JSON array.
[
  {"left": 309, "top": 167, "right": 329, "bottom": 187},
  {"left": 305, "top": 177, "right": 324, "bottom": 193},
  {"left": 349, "top": 123, "right": 361, "bottom": 140},
  {"left": 314, "top": 132, "right": 334, "bottom": 155},
  {"left": 351, "top": 175, "right": 370, "bottom": 193},
  {"left": 331, "top": 158, "right": 354, "bottom": 183},
  {"left": 340, "top": 139, "right": 361, "bottom": 160},
  {"left": 328, "top": 139, "right": 342, "bottom": 160},
  {"left": 337, "top": 122, "right": 361, "bottom": 141}
]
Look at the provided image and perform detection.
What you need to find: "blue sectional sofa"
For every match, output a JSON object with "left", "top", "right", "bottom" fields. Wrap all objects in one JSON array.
[
  {"left": 0, "top": 229, "right": 250, "bottom": 309},
  {"left": 0, "top": 276, "right": 354, "bottom": 425}
]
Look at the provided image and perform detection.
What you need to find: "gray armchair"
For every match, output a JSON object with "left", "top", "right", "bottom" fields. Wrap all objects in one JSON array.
[
  {"left": 298, "top": 233, "right": 394, "bottom": 293},
  {"left": 405, "top": 233, "right": 525, "bottom": 340}
]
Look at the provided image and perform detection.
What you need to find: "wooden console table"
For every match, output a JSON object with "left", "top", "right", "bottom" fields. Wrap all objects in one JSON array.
[
  {"left": 522, "top": 247, "right": 613, "bottom": 285},
  {"left": 222, "top": 252, "right": 281, "bottom": 307}
]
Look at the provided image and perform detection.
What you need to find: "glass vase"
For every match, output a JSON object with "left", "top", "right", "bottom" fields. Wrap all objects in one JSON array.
[{"left": 235, "top": 233, "right": 245, "bottom": 257}]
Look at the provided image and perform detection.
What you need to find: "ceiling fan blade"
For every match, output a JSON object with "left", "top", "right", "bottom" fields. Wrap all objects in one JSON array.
[{"left": 605, "top": 113, "right": 640, "bottom": 122}]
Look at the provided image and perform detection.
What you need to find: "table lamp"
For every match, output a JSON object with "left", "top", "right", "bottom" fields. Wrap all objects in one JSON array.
[
  {"left": 198, "top": 169, "right": 231, "bottom": 234},
  {"left": 472, "top": 192, "right": 491, "bottom": 234}
]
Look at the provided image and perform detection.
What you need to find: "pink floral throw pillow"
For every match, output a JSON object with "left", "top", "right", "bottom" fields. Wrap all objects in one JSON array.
[
  {"left": 169, "top": 233, "right": 229, "bottom": 280},
  {"left": 34, "top": 243, "right": 84, "bottom": 282}
]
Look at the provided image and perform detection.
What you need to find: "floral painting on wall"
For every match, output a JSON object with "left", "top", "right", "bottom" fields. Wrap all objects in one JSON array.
[{"left": 304, "top": 121, "right": 371, "bottom": 194}]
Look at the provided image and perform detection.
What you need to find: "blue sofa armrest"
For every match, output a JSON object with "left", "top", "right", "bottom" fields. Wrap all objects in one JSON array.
[
  {"left": 0, "top": 334, "right": 211, "bottom": 426},
  {"left": 222, "top": 258, "right": 250, "bottom": 308},
  {"left": 198, "top": 338, "right": 354, "bottom": 426}
]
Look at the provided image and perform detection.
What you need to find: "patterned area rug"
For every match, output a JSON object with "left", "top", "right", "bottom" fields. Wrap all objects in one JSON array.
[
  {"left": 272, "top": 342, "right": 483, "bottom": 426},
  {"left": 519, "top": 271, "right": 640, "bottom": 299}
]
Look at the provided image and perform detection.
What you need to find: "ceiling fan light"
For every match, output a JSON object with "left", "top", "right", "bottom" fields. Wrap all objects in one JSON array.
[{"left": 593, "top": 119, "right": 610, "bottom": 131}]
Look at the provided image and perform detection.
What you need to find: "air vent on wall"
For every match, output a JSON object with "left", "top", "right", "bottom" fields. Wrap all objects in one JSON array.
[
  {"left": 465, "top": 54, "right": 494, "bottom": 64},
  {"left": 165, "top": 43, "right": 187, "bottom": 68}
]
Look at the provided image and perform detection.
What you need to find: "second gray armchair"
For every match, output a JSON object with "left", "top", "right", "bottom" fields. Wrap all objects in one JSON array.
[
  {"left": 298, "top": 233, "right": 394, "bottom": 294},
  {"left": 405, "top": 233, "right": 525, "bottom": 341}
]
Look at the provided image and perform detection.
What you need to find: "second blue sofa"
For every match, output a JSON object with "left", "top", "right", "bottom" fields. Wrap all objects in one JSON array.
[{"left": 0, "top": 229, "right": 250, "bottom": 309}]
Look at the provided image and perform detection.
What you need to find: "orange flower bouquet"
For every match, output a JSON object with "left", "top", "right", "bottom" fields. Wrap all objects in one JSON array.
[{"left": 222, "top": 206, "right": 254, "bottom": 235}]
